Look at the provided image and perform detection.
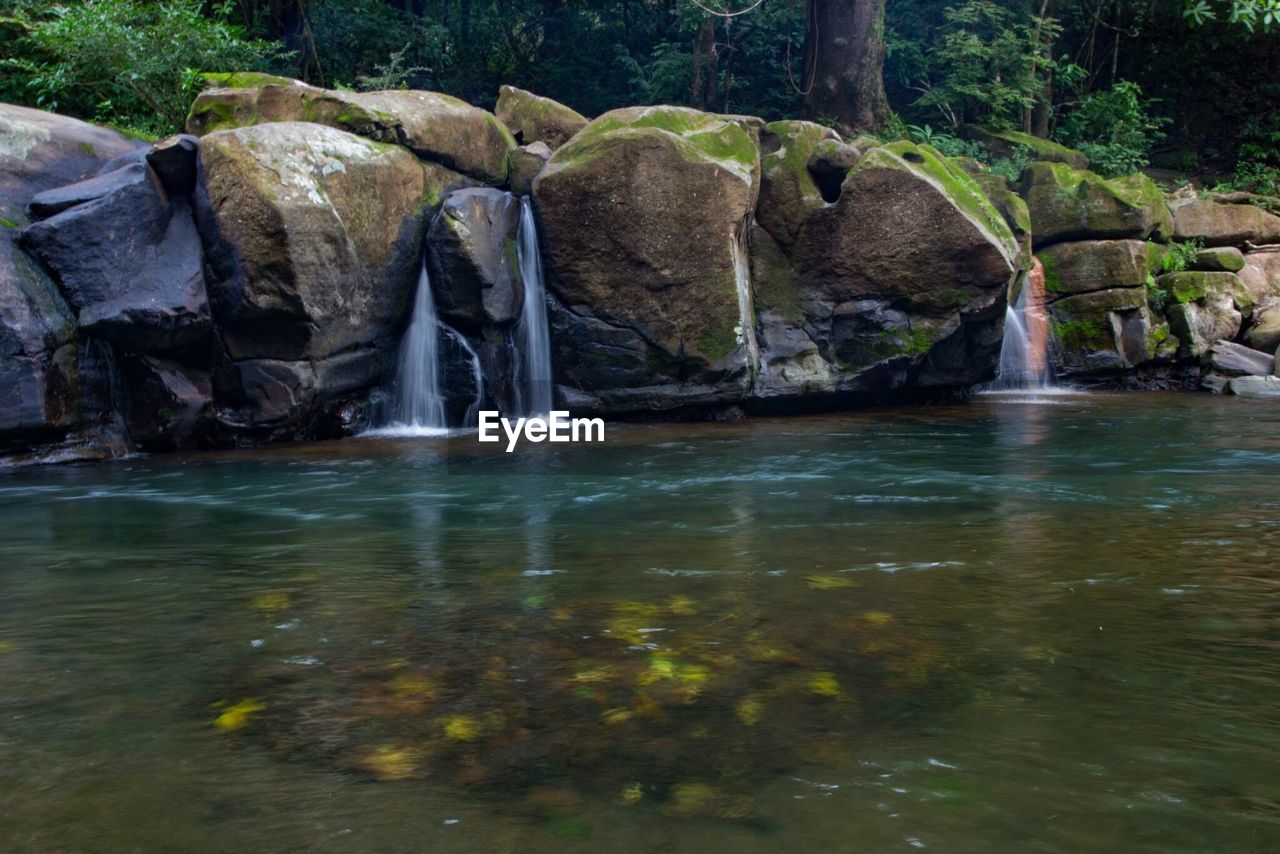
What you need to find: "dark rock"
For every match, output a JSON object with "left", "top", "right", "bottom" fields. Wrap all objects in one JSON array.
[
  {"left": 28, "top": 162, "right": 149, "bottom": 219},
  {"left": 20, "top": 164, "right": 211, "bottom": 357},
  {"left": 428, "top": 188, "right": 522, "bottom": 329},
  {"left": 146, "top": 134, "right": 199, "bottom": 196},
  {"left": 119, "top": 354, "right": 212, "bottom": 450},
  {"left": 1047, "top": 286, "right": 1152, "bottom": 374}
]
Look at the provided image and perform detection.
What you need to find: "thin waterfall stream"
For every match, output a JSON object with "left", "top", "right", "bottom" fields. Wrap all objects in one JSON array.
[
  {"left": 514, "top": 196, "right": 554, "bottom": 416},
  {"left": 986, "top": 257, "right": 1058, "bottom": 392},
  {"left": 378, "top": 254, "right": 449, "bottom": 433}
]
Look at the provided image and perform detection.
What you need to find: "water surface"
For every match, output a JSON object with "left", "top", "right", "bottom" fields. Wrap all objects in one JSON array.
[{"left": 3, "top": 393, "right": 1279, "bottom": 852}]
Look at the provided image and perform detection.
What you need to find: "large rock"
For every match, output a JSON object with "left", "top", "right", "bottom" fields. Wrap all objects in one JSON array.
[
  {"left": 780, "top": 141, "right": 1021, "bottom": 391},
  {"left": 1205, "top": 340, "right": 1274, "bottom": 376},
  {"left": 1047, "top": 286, "right": 1152, "bottom": 373},
  {"left": 187, "top": 76, "right": 516, "bottom": 184},
  {"left": 1192, "top": 246, "right": 1246, "bottom": 272},
  {"left": 1, "top": 104, "right": 143, "bottom": 448},
  {"left": 1019, "top": 162, "right": 1171, "bottom": 247},
  {"left": 1227, "top": 375, "right": 1280, "bottom": 396},
  {"left": 427, "top": 188, "right": 522, "bottom": 328},
  {"left": 1244, "top": 299, "right": 1280, "bottom": 354},
  {"left": 1170, "top": 198, "right": 1280, "bottom": 246},
  {"left": 533, "top": 105, "right": 762, "bottom": 411},
  {"left": 1037, "top": 239, "right": 1159, "bottom": 299},
  {"left": 756, "top": 120, "right": 840, "bottom": 250},
  {"left": 961, "top": 126, "right": 1089, "bottom": 170},
  {"left": 1162, "top": 272, "right": 1244, "bottom": 357},
  {"left": 20, "top": 162, "right": 211, "bottom": 356},
  {"left": 494, "top": 85, "right": 588, "bottom": 149},
  {"left": 197, "top": 122, "right": 429, "bottom": 423}
]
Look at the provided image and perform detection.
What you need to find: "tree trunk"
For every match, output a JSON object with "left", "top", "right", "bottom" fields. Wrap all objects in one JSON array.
[
  {"left": 802, "top": 0, "right": 890, "bottom": 134},
  {"left": 690, "top": 17, "right": 718, "bottom": 111}
]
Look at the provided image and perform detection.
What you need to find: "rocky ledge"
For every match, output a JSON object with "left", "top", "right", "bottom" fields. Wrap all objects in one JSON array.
[{"left": 2, "top": 77, "right": 1278, "bottom": 465}]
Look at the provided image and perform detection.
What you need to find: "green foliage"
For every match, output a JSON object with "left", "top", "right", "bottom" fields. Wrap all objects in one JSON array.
[
  {"left": 1146, "top": 273, "right": 1170, "bottom": 313},
  {"left": 906, "top": 124, "right": 987, "bottom": 160},
  {"left": 1162, "top": 239, "right": 1203, "bottom": 274},
  {"left": 1212, "top": 111, "right": 1280, "bottom": 202},
  {"left": 910, "top": 0, "right": 1054, "bottom": 129},
  {"left": 0, "top": 0, "right": 282, "bottom": 135},
  {"left": 1184, "top": 0, "right": 1280, "bottom": 31},
  {"left": 355, "top": 43, "right": 430, "bottom": 92},
  {"left": 986, "top": 145, "right": 1032, "bottom": 183},
  {"left": 1055, "top": 82, "right": 1168, "bottom": 177}
]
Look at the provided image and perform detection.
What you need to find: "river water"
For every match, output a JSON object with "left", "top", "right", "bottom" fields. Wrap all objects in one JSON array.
[{"left": 2, "top": 393, "right": 1278, "bottom": 852}]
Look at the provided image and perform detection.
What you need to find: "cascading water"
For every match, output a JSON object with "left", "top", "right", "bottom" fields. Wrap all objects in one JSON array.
[
  {"left": 514, "top": 196, "right": 554, "bottom": 416},
  {"left": 989, "top": 257, "right": 1056, "bottom": 391},
  {"left": 380, "top": 255, "right": 448, "bottom": 433}
]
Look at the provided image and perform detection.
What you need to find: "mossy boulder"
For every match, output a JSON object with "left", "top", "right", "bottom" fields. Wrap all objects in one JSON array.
[
  {"left": 756, "top": 120, "right": 840, "bottom": 250},
  {"left": 531, "top": 105, "right": 761, "bottom": 412},
  {"left": 1019, "top": 162, "right": 1172, "bottom": 248},
  {"left": 961, "top": 126, "right": 1089, "bottom": 170},
  {"left": 1161, "top": 271, "right": 1245, "bottom": 357},
  {"left": 1245, "top": 300, "right": 1280, "bottom": 354},
  {"left": 187, "top": 76, "right": 515, "bottom": 183},
  {"left": 781, "top": 141, "right": 1020, "bottom": 389},
  {"left": 196, "top": 122, "right": 429, "bottom": 421},
  {"left": 972, "top": 172, "right": 1032, "bottom": 254},
  {"left": 1192, "top": 245, "right": 1246, "bottom": 272},
  {"left": 795, "top": 141, "right": 1020, "bottom": 313},
  {"left": 494, "top": 85, "right": 588, "bottom": 149},
  {"left": 1170, "top": 198, "right": 1280, "bottom": 246},
  {"left": 1047, "top": 286, "right": 1152, "bottom": 373},
  {"left": 1037, "top": 240, "right": 1158, "bottom": 299}
]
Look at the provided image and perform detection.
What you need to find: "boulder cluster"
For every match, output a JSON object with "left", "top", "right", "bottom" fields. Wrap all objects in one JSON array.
[{"left": 2, "top": 76, "right": 1278, "bottom": 463}]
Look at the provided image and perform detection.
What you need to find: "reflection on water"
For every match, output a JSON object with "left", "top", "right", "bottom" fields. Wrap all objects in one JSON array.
[{"left": 2, "top": 393, "right": 1280, "bottom": 852}]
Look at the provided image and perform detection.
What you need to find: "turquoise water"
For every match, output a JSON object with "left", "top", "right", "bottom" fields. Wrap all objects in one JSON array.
[{"left": 2, "top": 392, "right": 1279, "bottom": 851}]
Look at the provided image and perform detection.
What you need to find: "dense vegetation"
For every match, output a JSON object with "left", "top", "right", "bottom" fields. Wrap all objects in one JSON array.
[{"left": 1, "top": 0, "right": 1277, "bottom": 187}]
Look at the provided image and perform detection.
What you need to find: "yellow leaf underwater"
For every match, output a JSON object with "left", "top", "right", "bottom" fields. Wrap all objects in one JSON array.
[
  {"left": 443, "top": 715, "right": 481, "bottom": 742},
  {"left": 213, "top": 698, "right": 267, "bottom": 732},
  {"left": 249, "top": 592, "right": 291, "bottom": 611},
  {"left": 804, "top": 575, "right": 857, "bottom": 590}
]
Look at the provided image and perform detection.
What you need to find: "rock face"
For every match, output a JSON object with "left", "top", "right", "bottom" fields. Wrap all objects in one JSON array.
[
  {"left": 1036, "top": 240, "right": 1162, "bottom": 375},
  {"left": 1162, "top": 272, "right": 1246, "bottom": 357},
  {"left": 196, "top": 122, "right": 429, "bottom": 424},
  {"left": 1205, "top": 340, "right": 1274, "bottom": 377},
  {"left": 494, "top": 86, "right": 588, "bottom": 149},
  {"left": 1193, "top": 246, "right": 1246, "bottom": 272},
  {"left": 533, "top": 106, "right": 762, "bottom": 411},
  {"left": 508, "top": 142, "right": 552, "bottom": 196},
  {"left": 756, "top": 120, "right": 840, "bottom": 250},
  {"left": 1020, "top": 162, "right": 1171, "bottom": 248},
  {"left": 1170, "top": 198, "right": 1280, "bottom": 246},
  {"left": 428, "top": 188, "right": 522, "bottom": 328},
  {"left": 20, "top": 162, "right": 211, "bottom": 356},
  {"left": 1, "top": 104, "right": 144, "bottom": 449},
  {"left": 187, "top": 76, "right": 516, "bottom": 184},
  {"left": 1245, "top": 300, "right": 1280, "bottom": 354}
]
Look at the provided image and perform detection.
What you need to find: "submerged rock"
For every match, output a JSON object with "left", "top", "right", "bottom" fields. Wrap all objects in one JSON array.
[{"left": 495, "top": 85, "right": 588, "bottom": 149}]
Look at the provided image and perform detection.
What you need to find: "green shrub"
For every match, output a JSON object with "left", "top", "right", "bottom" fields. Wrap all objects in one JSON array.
[
  {"left": 1, "top": 0, "right": 282, "bottom": 136},
  {"left": 1055, "top": 81, "right": 1169, "bottom": 177},
  {"left": 1162, "top": 239, "right": 1203, "bottom": 274},
  {"left": 986, "top": 145, "right": 1032, "bottom": 183}
]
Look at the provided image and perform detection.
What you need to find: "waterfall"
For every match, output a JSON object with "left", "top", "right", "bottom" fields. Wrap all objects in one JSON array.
[
  {"left": 990, "top": 257, "right": 1056, "bottom": 391},
  {"left": 514, "top": 196, "right": 554, "bottom": 416},
  {"left": 731, "top": 225, "right": 760, "bottom": 376},
  {"left": 380, "top": 255, "right": 449, "bottom": 433}
]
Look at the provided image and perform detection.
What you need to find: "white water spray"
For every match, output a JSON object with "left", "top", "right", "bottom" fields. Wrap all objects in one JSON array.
[
  {"left": 990, "top": 257, "right": 1056, "bottom": 391},
  {"left": 381, "top": 255, "right": 448, "bottom": 432}
]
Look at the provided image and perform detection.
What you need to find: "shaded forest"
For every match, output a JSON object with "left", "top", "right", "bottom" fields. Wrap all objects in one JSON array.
[{"left": 2, "top": 0, "right": 1278, "bottom": 189}]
